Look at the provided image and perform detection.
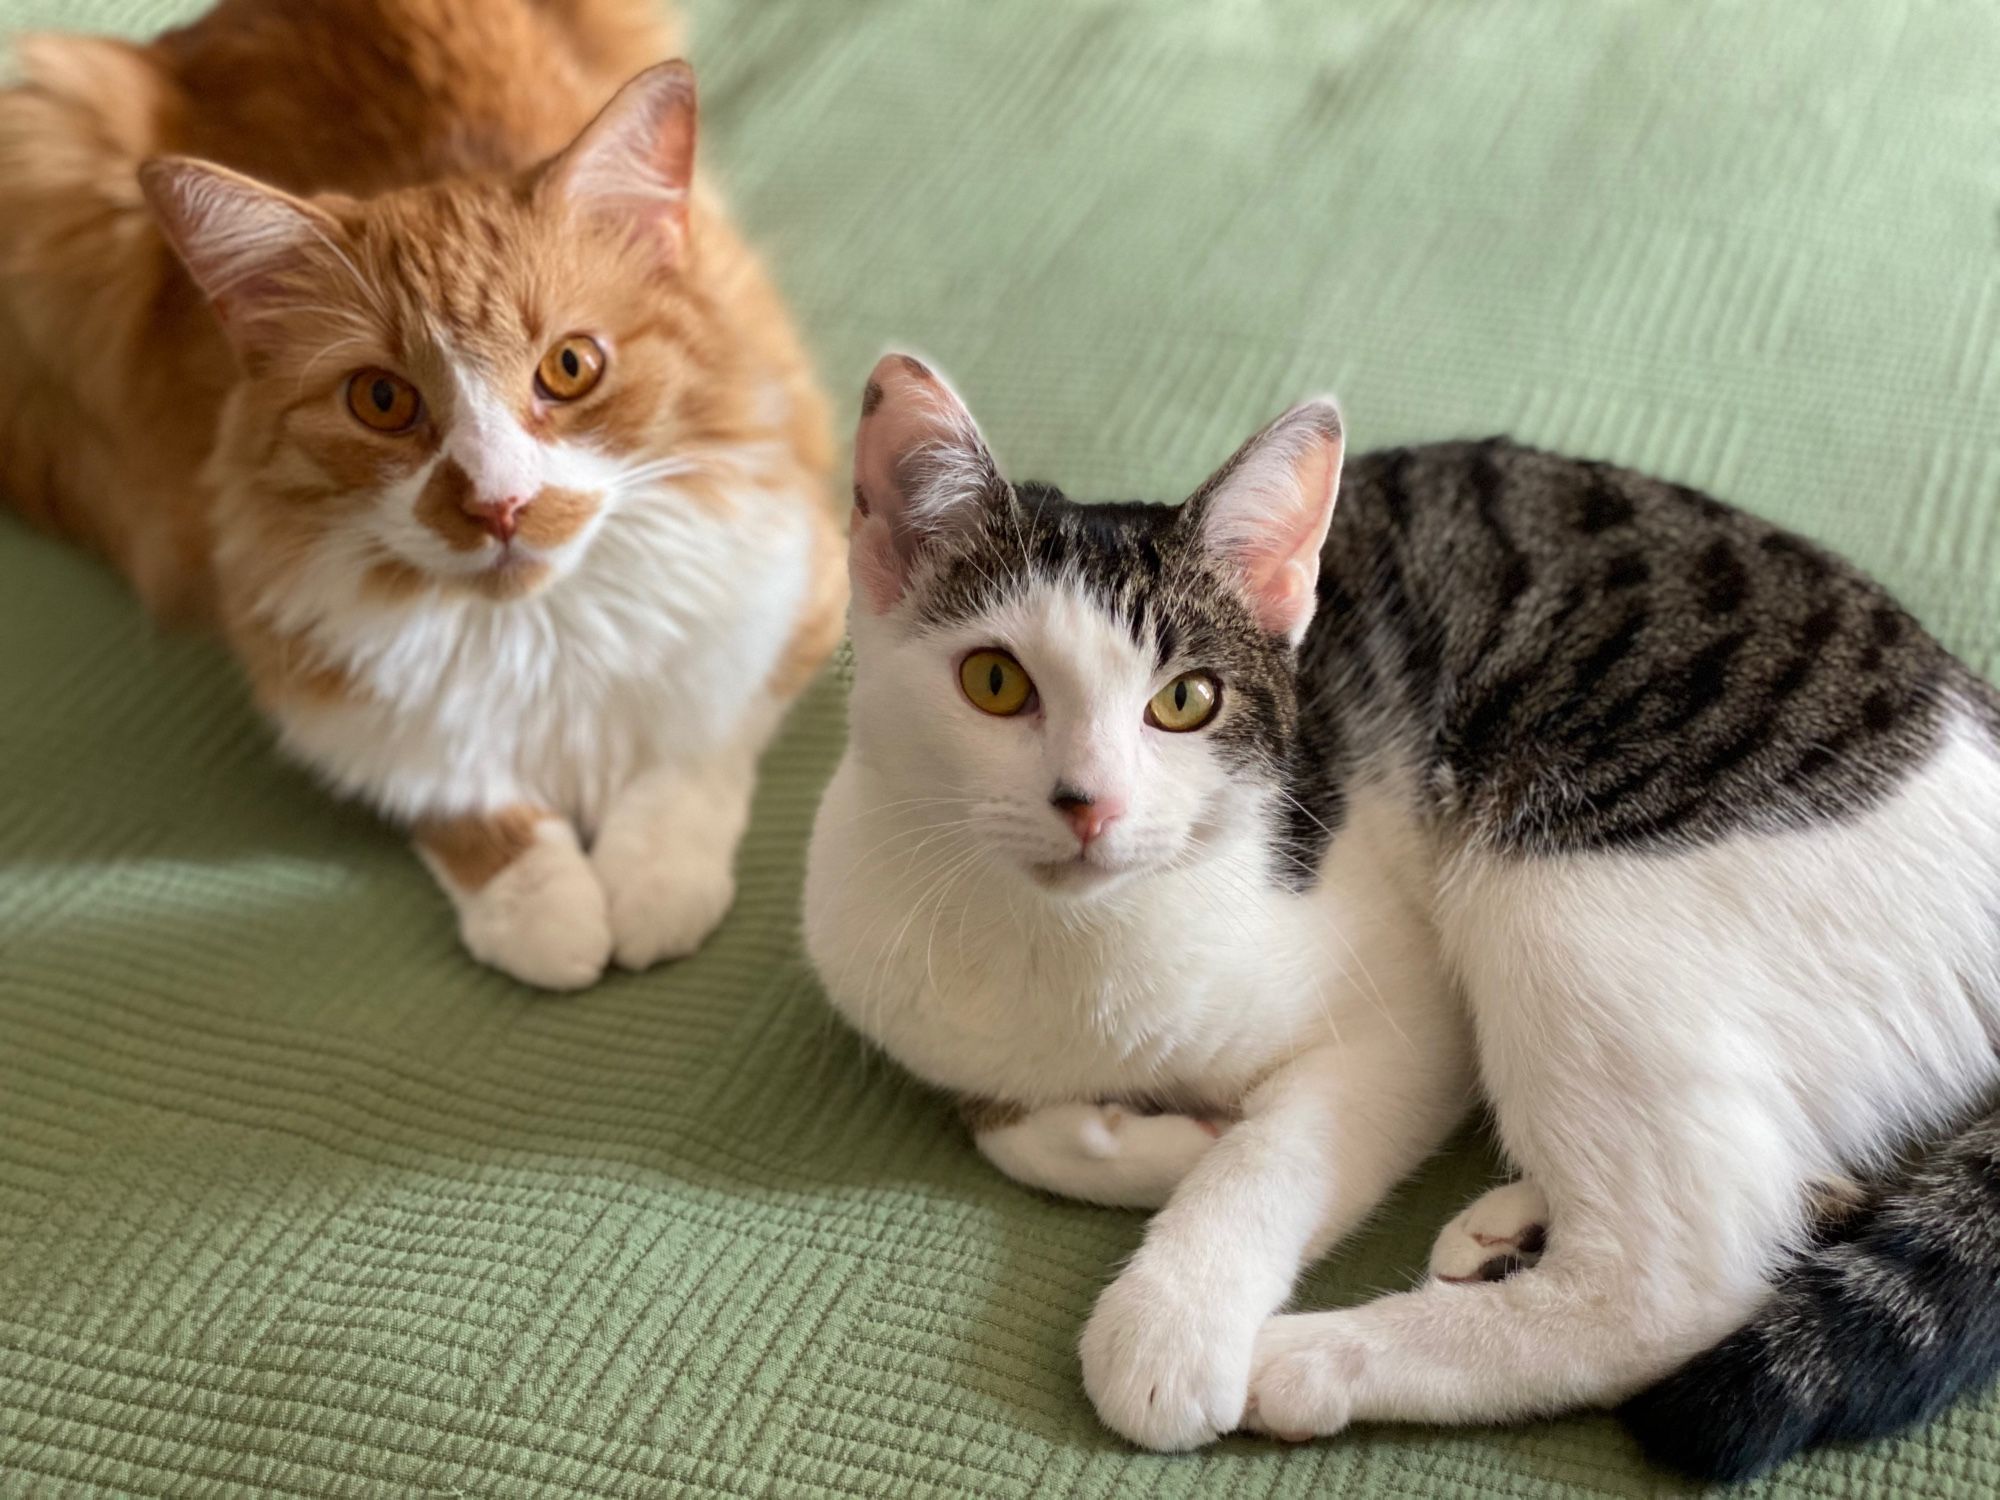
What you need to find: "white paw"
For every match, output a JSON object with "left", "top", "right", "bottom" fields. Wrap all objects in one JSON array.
[
  {"left": 451, "top": 822, "right": 612, "bottom": 991},
  {"left": 1079, "top": 1256, "right": 1259, "bottom": 1451},
  {"left": 592, "top": 826, "right": 737, "bottom": 970},
  {"left": 1428, "top": 1178, "right": 1550, "bottom": 1283},
  {"left": 1244, "top": 1313, "right": 1362, "bottom": 1442}
]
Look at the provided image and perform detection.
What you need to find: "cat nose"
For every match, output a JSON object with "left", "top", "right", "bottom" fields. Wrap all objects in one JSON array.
[
  {"left": 465, "top": 495, "right": 526, "bottom": 543},
  {"left": 1050, "top": 785, "right": 1123, "bottom": 846}
]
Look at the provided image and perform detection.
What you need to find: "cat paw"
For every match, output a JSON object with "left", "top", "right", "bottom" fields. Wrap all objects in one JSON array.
[
  {"left": 452, "top": 821, "right": 613, "bottom": 991},
  {"left": 1079, "top": 1256, "right": 1258, "bottom": 1451},
  {"left": 1244, "top": 1313, "right": 1362, "bottom": 1442},
  {"left": 592, "top": 827, "right": 737, "bottom": 970},
  {"left": 1428, "top": 1179, "right": 1550, "bottom": 1283}
]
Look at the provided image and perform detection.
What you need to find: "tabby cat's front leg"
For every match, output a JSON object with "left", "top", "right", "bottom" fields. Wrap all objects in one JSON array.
[
  {"left": 415, "top": 808, "right": 612, "bottom": 990},
  {"left": 1079, "top": 1042, "right": 1467, "bottom": 1451},
  {"left": 964, "top": 1098, "right": 1222, "bottom": 1210}
]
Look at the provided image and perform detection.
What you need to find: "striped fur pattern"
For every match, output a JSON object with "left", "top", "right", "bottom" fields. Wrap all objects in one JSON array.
[
  {"left": 1306, "top": 440, "right": 1972, "bottom": 854},
  {"left": 805, "top": 356, "right": 2000, "bottom": 1467},
  {"left": 1621, "top": 1106, "right": 2000, "bottom": 1479}
]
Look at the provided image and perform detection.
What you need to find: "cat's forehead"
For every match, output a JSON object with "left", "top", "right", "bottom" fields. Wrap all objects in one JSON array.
[
  {"left": 347, "top": 185, "right": 587, "bottom": 361},
  {"left": 915, "top": 484, "right": 1277, "bottom": 673}
]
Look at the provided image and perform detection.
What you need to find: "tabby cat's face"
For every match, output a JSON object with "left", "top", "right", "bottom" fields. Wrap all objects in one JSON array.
[
  {"left": 145, "top": 64, "right": 716, "bottom": 602},
  {"left": 845, "top": 355, "right": 1343, "bottom": 897}
]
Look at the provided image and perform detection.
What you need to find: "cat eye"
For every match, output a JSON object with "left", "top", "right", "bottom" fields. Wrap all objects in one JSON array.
[
  {"left": 536, "top": 335, "right": 606, "bottom": 401},
  {"left": 345, "top": 369, "right": 422, "bottom": 433},
  {"left": 1147, "top": 671, "right": 1221, "bottom": 732},
  {"left": 960, "top": 650, "right": 1034, "bottom": 716}
]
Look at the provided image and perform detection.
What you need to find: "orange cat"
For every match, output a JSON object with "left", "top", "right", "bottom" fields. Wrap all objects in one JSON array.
[{"left": 0, "top": 0, "right": 845, "bottom": 988}]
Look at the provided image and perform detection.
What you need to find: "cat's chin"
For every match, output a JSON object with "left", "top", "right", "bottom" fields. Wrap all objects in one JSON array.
[
  {"left": 1024, "top": 854, "right": 1138, "bottom": 898},
  {"left": 443, "top": 550, "right": 558, "bottom": 602}
]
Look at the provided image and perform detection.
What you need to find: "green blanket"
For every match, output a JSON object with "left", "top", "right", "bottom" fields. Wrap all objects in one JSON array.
[{"left": 5, "top": 1, "right": 1998, "bottom": 1494}]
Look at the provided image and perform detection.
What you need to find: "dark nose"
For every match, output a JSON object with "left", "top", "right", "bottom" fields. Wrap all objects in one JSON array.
[
  {"left": 464, "top": 495, "right": 526, "bottom": 543},
  {"left": 1051, "top": 784, "right": 1121, "bottom": 846}
]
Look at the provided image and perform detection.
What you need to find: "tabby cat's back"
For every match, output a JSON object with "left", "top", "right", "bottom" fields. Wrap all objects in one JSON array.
[{"left": 1308, "top": 440, "right": 1994, "bottom": 852}]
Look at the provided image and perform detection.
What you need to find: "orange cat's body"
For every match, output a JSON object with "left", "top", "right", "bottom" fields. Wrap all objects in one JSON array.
[{"left": 0, "top": 0, "right": 845, "bottom": 988}]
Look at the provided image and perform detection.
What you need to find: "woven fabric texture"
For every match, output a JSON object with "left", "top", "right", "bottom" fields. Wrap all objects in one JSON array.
[{"left": 4, "top": 1, "right": 1999, "bottom": 1494}]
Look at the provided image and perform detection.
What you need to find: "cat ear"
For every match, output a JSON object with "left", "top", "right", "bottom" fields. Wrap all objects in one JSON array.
[
  {"left": 850, "top": 353, "right": 1004, "bottom": 613},
  {"left": 1188, "top": 400, "right": 1344, "bottom": 644},
  {"left": 139, "top": 157, "right": 342, "bottom": 357},
  {"left": 542, "top": 60, "right": 696, "bottom": 268}
]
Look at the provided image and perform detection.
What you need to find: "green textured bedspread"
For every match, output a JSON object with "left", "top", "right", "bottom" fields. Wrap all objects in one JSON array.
[{"left": 5, "top": 1, "right": 1999, "bottom": 1494}]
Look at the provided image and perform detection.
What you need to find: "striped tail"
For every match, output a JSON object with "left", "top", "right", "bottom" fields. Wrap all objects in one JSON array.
[{"left": 1620, "top": 1106, "right": 2000, "bottom": 1482}]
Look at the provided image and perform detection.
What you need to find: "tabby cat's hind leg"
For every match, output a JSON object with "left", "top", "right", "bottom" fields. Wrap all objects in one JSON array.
[
  {"left": 967, "top": 1100, "right": 1222, "bottom": 1209},
  {"left": 1428, "top": 1179, "right": 1549, "bottom": 1283}
]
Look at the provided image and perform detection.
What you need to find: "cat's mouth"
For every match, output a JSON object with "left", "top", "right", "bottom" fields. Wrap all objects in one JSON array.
[
  {"left": 1026, "top": 852, "right": 1129, "bottom": 894},
  {"left": 464, "top": 544, "right": 553, "bottom": 600}
]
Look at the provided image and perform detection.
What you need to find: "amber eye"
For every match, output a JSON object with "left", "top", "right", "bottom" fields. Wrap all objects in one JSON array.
[
  {"left": 536, "top": 335, "right": 606, "bottom": 401},
  {"left": 1147, "top": 671, "right": 1220, "bottom": 732},
  {"left": 960, "top": 650, "right": 1034, "bottom": 716},
  {"left": 345, "top": 369, "right": 421, "bottom": 433}
]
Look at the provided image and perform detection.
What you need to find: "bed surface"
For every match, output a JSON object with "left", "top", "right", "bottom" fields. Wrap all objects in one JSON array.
[{"left": 4, "top": 1, "right": 1998, "bottom": 1494}]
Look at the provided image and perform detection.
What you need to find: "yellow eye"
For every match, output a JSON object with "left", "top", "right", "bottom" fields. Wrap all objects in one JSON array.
[
  {"left": 1147, "top": 671, "right": 1220, "bottom": 732},
  {"left": 960, "top": 650, "right": 1033, "bottom": 716},
  {"left": 345, "top": 369, "right": 421, "bottom": 433},
  {"left": 536, "top": 335, "right": 606, "bottom": 400}
]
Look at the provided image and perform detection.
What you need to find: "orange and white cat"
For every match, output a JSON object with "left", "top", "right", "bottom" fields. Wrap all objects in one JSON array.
[{"left": 0, "top": 0, "right": 845, "bottom": 987}]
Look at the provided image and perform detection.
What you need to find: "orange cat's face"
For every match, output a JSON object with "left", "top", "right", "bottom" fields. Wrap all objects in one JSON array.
[{"left": 144, "top": 63, "right": 720, "bottom": 602}]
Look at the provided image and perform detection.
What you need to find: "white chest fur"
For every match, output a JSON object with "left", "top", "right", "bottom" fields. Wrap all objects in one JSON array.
[
  {"left": 803, "top": 758, "right": 1456, "bottom": 1110},
  {"left": 261, "top": 480, "right": 814, "bottom": 827}
]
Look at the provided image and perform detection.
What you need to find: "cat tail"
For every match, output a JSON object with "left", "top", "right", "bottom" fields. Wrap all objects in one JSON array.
[
  {"left": 0, "top": 34, "right": 201, "bottom": 607},
  {"left": 1620, "top": 1106, "right": 2000, "bottom": 1482}
]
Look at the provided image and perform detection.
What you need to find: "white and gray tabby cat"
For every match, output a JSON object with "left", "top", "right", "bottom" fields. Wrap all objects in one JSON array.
[{"left": 804, "top": 353, "right": 2000, "bottom": 1478}]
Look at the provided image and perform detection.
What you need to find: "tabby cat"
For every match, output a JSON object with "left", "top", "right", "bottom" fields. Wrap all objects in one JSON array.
[
  {"left": 0, "top": 0, "right": 843, "bottom": 988},
  {"left": 804, "top": 353, "right": 2000, "bottom": 1477}
]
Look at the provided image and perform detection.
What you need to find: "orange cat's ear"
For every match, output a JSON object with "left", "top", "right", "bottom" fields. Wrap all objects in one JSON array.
[
  {"left": 139, "top": 157, "right": 343, "bottom": 359},
  {"left": 850, "top": 353, "right": 1004, "bottom": 613},
  {"left": 541, "top": 60, "right": 697, "bottom": 270}
]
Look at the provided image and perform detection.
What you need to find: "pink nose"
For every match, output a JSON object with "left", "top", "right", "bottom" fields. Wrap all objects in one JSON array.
[
  {"left": 465, "top": 496, "right": 525, "bottom": 543},
  {"left": 1051, "top": 787, "right": 1123, "bottom": 846}
]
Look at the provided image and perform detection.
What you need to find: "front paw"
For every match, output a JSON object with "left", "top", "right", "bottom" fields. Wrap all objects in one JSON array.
[
  {"left": 592, "top": 828, "right": 736, "bottom": 970},
  {"left": 455, "top": 823, "right": 613, "bottom": 990},
  {"left": 1244, "top": 1313, "right": 1362, "bottom": 1443},
  {"left": 1079, "top": 1260, "right": 1257, "bottom": 1451}
]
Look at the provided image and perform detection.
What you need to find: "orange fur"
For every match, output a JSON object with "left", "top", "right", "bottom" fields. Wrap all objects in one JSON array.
[
  {"left": 0, "top": 0, "right": 846, "bottom": 981},
  {"left": 0, "top": 0, "right": 839, "bottom": 660},
  {"left": 415, "top": 806, "right": 548, "bottom": 892}
]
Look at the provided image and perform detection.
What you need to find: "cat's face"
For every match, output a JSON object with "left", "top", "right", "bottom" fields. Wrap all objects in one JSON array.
[
  {"left": 845, "top": 355, "right": 1342, "bottom": 897},
  {"left": 143, "top": 63, "right": 718, "bottom": 602}
]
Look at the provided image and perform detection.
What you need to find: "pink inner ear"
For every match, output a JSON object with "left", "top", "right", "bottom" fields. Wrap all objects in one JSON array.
[
  {"left": 1251, "top": 440, "right": 1337, "bottom": 631},
  {"left": 548, "top": 62, "right": 697, "bottom": 265},
  {"left": 1246, "top": 557, "right": 1317, "bottom": 637},
  {"left": 847, "top": 354, "right": 994, "bottom": 613},
  {"left": 853, "top": 364, "right": 945, "bottom": 519},
  {"left": 851, "top": 528, "right": 904, "bottom": 614},
  {"left": 1204, "top": 413, "right": 1342, "bottom": 641}
]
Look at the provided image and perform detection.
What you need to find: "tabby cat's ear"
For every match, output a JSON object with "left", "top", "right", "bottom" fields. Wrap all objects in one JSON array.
[
  {"left": 139, "top": 157, "right": 342, "bottom": 358},
  {"left": 849, "top": 353, "right": 1005, "bottom": 613},
  {"left": 542, "top": 60, "right": 697, "bottom": 268},
  {"left": 1188, "top": 399, "right": 1344, "bottom": 644}
]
